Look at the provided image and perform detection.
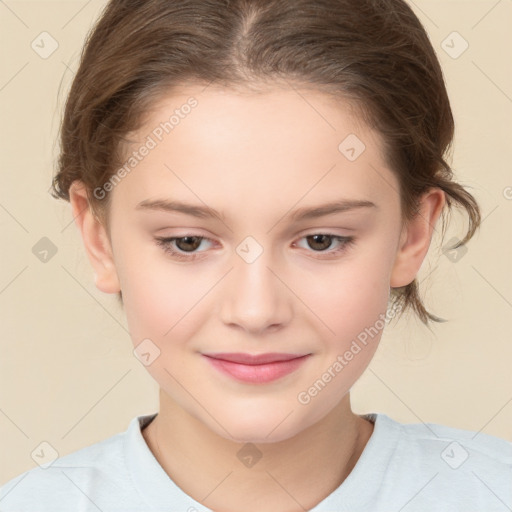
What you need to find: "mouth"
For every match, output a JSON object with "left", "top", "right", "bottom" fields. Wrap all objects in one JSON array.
[{"left": 201, "top": 352, "right": 312, "bottom": 384}]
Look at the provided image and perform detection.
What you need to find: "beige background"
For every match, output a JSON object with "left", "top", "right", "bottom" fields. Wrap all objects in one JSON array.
[{"left": 1, "top": 0, "right": 511, "bottom": 485}]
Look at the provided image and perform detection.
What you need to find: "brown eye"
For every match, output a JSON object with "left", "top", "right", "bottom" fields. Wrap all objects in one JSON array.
[
  {"left": 173, "top": 236, "right": 203, "bottom": 252},
  {"left": 155, "top": 235, "right": 214, "bottom": 261},
  {"left": 305, "top": 234, "right": 335, "bottom": 251},
  {"left": 294, "top": 233, "right": 355, "bottom": 259}
]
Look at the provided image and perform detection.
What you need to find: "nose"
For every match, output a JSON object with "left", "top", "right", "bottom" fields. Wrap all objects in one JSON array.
[{"left": 219, "top": 244, "right": 293, "bottom": 335}]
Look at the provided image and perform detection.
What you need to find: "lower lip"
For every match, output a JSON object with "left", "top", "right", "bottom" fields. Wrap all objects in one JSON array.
[{"left": 203, "top": 355, "right": 311, "bottom": 384}]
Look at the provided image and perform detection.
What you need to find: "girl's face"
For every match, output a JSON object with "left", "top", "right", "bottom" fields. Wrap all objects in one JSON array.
[{"left": 87, "top": 84, "right": 429, "bottom": 443}]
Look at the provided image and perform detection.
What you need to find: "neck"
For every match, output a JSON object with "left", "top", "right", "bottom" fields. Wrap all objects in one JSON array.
[{"left": 142, "top": 391, "right": 374, "bottom": 512}]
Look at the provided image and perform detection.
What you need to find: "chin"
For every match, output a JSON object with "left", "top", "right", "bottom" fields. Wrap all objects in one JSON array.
[
  {"left": 227, "top": 426, "right": 297, "bottom": 445},
  {"left": 209, "top": 409, "right": 310, "bottom": 445}
]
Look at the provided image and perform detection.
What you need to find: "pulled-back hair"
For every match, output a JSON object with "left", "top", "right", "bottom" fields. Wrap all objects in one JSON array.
[{"left": 51, "top": 0, "right": 481, "bottom": 325}]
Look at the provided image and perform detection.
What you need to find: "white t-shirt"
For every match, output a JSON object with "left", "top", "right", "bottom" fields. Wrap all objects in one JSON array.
[{"left": 1, "top": 412, "right": 511, "bottom": 511}]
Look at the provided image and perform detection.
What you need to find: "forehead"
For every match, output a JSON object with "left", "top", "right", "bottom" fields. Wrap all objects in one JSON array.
[
  {"left": 138, "top": 82, "right": 371, "bottom": 148},
  {"left": 112, "top": 84, "right": 398, "bottom": 221}
]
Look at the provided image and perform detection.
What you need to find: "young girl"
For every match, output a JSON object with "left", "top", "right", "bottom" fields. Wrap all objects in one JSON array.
[{"left": 1, "top": 0, "right": 510, "bottom": 510}]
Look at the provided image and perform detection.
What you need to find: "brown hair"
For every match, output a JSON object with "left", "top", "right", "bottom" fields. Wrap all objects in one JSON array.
[{"left": 51, "top": 0, "right": 481, "bottom": 326}]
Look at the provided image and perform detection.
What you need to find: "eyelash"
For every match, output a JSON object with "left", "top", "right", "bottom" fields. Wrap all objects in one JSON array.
[{"left": 154, "top": 233, "right": 355, "bottom": 261}]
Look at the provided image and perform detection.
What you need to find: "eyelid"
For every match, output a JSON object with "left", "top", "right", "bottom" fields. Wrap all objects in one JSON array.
[
  {"left": 154, "top": 231, "right": 355, "bottom": 261},
  {"left": 154, "top": 235, "right": 216, "bottom": 260}
]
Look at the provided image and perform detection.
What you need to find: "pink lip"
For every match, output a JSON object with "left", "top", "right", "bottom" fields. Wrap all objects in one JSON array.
[{"left": 202, "top": 352, "right": 311, "bottom": 384}]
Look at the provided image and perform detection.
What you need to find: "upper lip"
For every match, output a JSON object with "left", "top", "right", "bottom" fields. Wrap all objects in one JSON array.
[{"left": 202, "top": 352, "right": 310, "bottom": 365}]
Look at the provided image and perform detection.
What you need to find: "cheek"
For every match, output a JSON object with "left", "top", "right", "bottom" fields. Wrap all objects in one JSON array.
[
  {"left": 123, "top": 268, "right": 200, "bottom": 343},
  {"left": 302, "top": 251, "right": 393, "bottom": 341},
  {"left": 116, "top": 223, "right": 396, "bottom": 351},
  {"left": 112, "top": 234, "right": 203, "bottom": 347}
]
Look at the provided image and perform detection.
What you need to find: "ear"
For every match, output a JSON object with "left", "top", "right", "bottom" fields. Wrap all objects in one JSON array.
[
  {"left": 390, "top": 188, "right": 446, "bottom": 288},
  {"left": 68, "top": 181, "right": 121, "bottom": 294}
]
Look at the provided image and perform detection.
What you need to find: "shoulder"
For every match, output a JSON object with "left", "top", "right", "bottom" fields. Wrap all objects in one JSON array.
[
  {"left": 372, "top": 413, "right": 512, "bottom": 510},
  {"left": 0, "top": 416, "right": 145, "bottom": 511},
  {"left": 389, "top": 414, "right": 512, "bottom": 466}
]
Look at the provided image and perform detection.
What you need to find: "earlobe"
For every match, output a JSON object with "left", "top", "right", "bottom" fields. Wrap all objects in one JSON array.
[
  {"left": 390, "top": 189, "right": 446, "bottom": 288},
  {"left": 69, "top": 181, "right": 121, "bottom": 294}
]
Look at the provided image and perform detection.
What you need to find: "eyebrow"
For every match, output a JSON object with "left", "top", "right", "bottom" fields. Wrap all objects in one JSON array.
[{"left": 135, "top": 198, "right": 377, "bottom": 222}]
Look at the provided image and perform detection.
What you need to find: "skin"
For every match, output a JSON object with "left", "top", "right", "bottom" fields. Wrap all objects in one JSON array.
[{"left": 69, "top": 83, "right": 445, "bottom": 512}]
